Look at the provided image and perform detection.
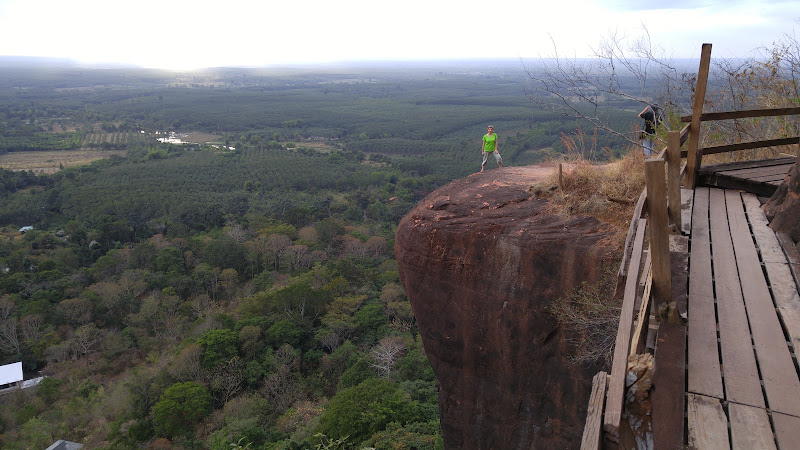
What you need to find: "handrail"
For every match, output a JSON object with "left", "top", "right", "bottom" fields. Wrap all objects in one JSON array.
[
  {"left": 680, "top": 106, "right": 800, "bottom": 122},
  {"left": 583, "top": 42, "right": 800, "bottom": 449},
  {"left": 680, "top": 136, "right": 800, "bottom": 158}
]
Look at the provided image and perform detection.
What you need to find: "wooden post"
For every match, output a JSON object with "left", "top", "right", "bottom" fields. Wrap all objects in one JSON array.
[
  {"left": 645, "top": 158, "right": 672, "bottom": 312},
  {"left": 667, "top": 130, "right": 682, "bottom": 232},
  {"left": 684, "top": 43, "right": 712, "bottom": 188},
  {"left": 559, "top": 163, "right": 563, "bottom": 191}
]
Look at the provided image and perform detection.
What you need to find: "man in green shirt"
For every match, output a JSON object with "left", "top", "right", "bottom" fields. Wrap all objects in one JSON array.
[{"left": 481, "top": 125, "right": 502, "bottom": 172}]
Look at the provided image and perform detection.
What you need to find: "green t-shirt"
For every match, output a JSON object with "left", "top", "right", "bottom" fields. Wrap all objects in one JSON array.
[{"left": 483, "top": 133, "right": 498, "bottom": 152}]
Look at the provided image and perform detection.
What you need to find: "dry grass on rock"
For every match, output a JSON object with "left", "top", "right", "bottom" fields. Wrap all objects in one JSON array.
[{"left": 530, "top": 151, "right": 646, "bottom": 247}]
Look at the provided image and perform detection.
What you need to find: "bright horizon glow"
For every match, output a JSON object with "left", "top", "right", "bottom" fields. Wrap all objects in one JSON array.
[{"left": 0, "top": 0, "right": 797, "bottom": 70}]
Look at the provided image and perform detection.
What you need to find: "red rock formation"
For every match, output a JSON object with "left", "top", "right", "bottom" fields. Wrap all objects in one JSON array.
[
  {"left": 395, "top": 167, "right": 619, "bottom": 449},
  {"left": 764, "top": 161, "right": 800, "bottom": 247}
]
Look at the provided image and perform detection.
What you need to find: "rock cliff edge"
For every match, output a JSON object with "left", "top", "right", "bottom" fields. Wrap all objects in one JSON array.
[{"left": 395, "top": 166, "right": 619, "bottom": 448}]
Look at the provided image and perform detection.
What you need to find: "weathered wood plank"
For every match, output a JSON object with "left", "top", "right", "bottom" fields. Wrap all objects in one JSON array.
[
  {"left": 699, "top": 136, "right": 800, "bottom": 156},
  {"left": 716, "top": 164, "right": 794, "bottom": 178},
  {"left": 698, "top": 157, "right": 796, "bottom": 172},
  {"left": 670, "top": 235, "right": 689, "bottom": 320},
  {"left": 681, "top": 188, "right": 693, "bottom": 235},
  {"left": 726, "top": 189, "right": 800, "bottom": 417},
  {"left": 646, "top": 159, "right": 672, "bottom": 309},
  {"left": 635, "top": 250, "right": 651, "bottom": 313},
  {"left": 687, "top": 394, "right": 730, "bottom": 450},
  {"left": 728, "top": 403, "right": 777, "bottom": 450},
  {"left": 709, "top": 188, "right": 764, "bottom": 408},
  {"left": 580, "top": 371, "right": 608, "bottom": 450},
  {"left": 776, "top": 232, "right": 800, "bottom": 288},
  {"left": 667, "top": 131, "right": 682, "bottom": 232},
  {"left": 772, "top": 412, "right": 800, "bottom": 450},
  {"left": 696, "top": 171, "right": 780, "bottom": 197},
  {"left": 604, "top": 218, "right": 648, "bottom": 442},
  {"left": 742, "top": 194, "right": 800, "bottom": 353},
  {"left": 680, "top": 106, "right": 800, "bottom": 122},
  {"left": 618, "top": 189, "right": 648, "bottom": 280},
  {"left": 687, "top": 187, "right": 724, "bottom": 399},
  {"left": 652, "top": 322, "right": 686, "bottom": 450},
  {"left": 685, "top": 43, "right": 712, "bottom": 188},
  {"left": 630, "top": 266, "right": 652, "bottom": 356}
]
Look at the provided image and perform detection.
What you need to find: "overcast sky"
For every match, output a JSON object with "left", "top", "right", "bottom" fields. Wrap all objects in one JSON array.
[{"left": 0, "top": 0, "right": 797, "bottom": 70}]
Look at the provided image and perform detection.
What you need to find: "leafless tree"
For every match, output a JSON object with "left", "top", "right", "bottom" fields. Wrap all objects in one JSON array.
[
  {"left": 369, "top": 336, "right": 406, "bottom": 378},
  {"left": 19, "top": 314, "right": 44, "bottom": 343},
  {"left": 0, "top": 318, "right": 20, "bottom": 355},
  {"left": 207, "top": 357, "right": 245, "bottom": 405},
  {"left": 0, "top": 295, "right": 13, "bottom": 320},
  {"left": 319, "top": 331, "right": 341, "bottom": 353},
  {"left": 525, "top": 28, "right": 694, "bottom": 150},
  {"left": 267, "top": 234, "right": 292, "bottom": 270},
  {"left": 71, "top": 323, "right": 102, "bottom": 365},
  {"left": 263, "top": 344, "right": 300, "bottom": 412},
  {"left": 169, "top": 344, "right": 204, "bottom": 381}
]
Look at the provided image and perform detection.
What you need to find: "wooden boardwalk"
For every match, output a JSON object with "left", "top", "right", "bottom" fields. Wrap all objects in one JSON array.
[
  {"left": 682, "top": 186, "right": 800, "bottom": 449},
  {"left": 580, "top": 43, "right": 800, "bottom": 449},
  {"left": 696, "top": 157, "right": 796, "bottom": 197}
]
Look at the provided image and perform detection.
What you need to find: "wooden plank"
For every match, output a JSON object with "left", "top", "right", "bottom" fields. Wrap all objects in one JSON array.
[
  {"left": 726, "top": 189, "right": 800, "bottom": 417},
  {"left": 687, "top": 187, "right": 724, "bottom": 399},
  {"left": 742, "top": 195, "right": 800, "bottom": 353},
  {"left": 667, "top": 131, "right": 682, "bottom": 232},
  {"left": 580, "top": 371, "right": 608, "bottom": 450},
  {"left": 618, "top": 189, "right": 648, "bottom": 280},
  {"left": 680, "top": 106, "right": 800, "bottom": 122},
  {"left": 630, "top": 266, "right": 652, "bottom": 356},
  {"left": 728, "top": 403, "right": 777, "bottom": 450},
  {"left": 670, "top": 234, "right": 689, "bottom": 319},
  {"left": 716, "top": 164, "right": 794, "bottom": 178},
  {"left": 696, "top": 170, "right": 779, "bottom": 197},
  {"left": 604, "top": 218, "right": 648, "bottom": 442},
  {"left": 634, "top": 250, "right": 651, "bottom": 313},
  {"left": 709, "top": 188, "right": 764, "bottom": 408},
  {"left": 696, "top": 157, "right": 796, "bottom": 172},
  {"left": 681, "top": 188, "right": 693, "bottom": 235},
  {"left": 743, "top": 193, "right": 787, "bottom": 263},
  {"left": 651, "top": 322, "right": 686, "bottom": 450},
  {"left": 776, "top": 232, "right": 800, "bottom": 287},
  {"left": 687, "top": 394, "right": 730, "bottom": 450},
  {"left": 685, "top": 43, "right": 713, "bottom": 188},
  {"left": 646, "top": 159, "right": 672, "bottom": 309},
  {"left": 772, "top": 412, "right": 800, "bottom": 450},
  {"left": 752, "top": 173, "right": 792, "bottom": 183}
]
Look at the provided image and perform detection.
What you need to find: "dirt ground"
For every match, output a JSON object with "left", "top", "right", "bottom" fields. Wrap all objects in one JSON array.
[{"left": 0, "top": 150, "right": 127, "bottom": 173}]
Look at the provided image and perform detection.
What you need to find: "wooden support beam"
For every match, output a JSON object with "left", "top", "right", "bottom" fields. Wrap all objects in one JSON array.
[
  {"left": 645, "top": 159, "right": 672, "bottom": 311},
  {"left": 667, "top": 130, "right": 682, "bottom": 232},
  {"left": 684, "top": 43, "right": 712, "bottom": 188}
]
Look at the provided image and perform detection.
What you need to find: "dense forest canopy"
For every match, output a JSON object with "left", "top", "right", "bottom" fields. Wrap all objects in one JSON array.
[{"left": 0, "top": 58, "right": 647, "bottom": 449}]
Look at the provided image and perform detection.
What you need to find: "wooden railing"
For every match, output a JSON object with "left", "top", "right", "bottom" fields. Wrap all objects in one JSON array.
[{"left": 581, "top": 42, "right": 800, "bottom": 449}]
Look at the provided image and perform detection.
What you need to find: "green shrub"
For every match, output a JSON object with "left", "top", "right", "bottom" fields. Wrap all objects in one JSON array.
[{"left": 152, "top": 382, "right": 212, "bottom": 438}]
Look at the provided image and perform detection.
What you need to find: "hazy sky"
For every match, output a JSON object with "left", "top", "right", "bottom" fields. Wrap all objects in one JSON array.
[{"left": 0, "top": 0, "right": 797, "bottom": 70}]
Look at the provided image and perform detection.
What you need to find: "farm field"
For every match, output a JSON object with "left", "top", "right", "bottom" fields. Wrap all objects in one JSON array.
[{"left": 0, "top": 149, "right": 127, "bottom": 173}]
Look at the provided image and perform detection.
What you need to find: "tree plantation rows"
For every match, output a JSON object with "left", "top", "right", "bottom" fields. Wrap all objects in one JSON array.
[{"left": 0, "top": 60, "right": 641, "bottom": 449}]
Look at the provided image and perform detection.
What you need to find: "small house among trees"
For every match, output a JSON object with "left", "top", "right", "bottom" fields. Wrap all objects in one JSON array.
[{"left": 0, "top": 361, "right": 23, "bottom": 391}]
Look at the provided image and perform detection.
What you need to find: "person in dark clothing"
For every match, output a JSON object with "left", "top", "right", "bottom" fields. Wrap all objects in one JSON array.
[{"left": 638, "top": 105, "right": 659, "bottom": 156}]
